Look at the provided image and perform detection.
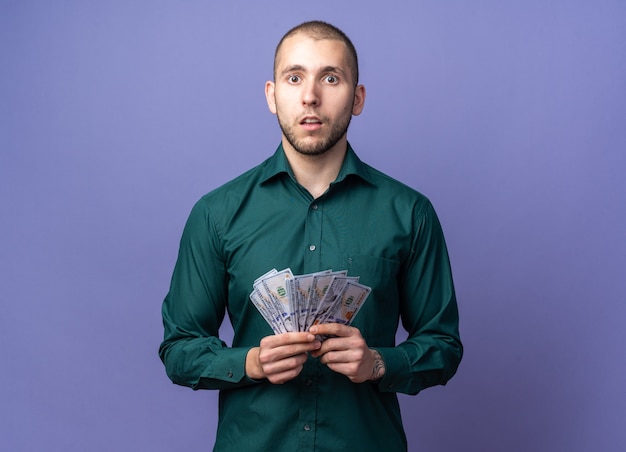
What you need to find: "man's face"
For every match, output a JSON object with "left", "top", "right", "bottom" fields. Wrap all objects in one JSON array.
[{"left": 266, "top": 33, "right": 365, "bottom": 157}]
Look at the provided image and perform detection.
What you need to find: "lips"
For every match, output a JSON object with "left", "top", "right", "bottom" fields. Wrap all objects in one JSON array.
[
  {"left": 299, "top": 115, "right": 323, "bottom": 131},
  {"left": 300, "top": 115, "right": 322, "bottom": 125}
]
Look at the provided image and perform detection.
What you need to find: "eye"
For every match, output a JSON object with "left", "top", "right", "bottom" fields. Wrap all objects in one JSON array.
[
  {"left": 288, "top": 75, "right": 301, "bottom": 84},
  {"left": 324, "top": 75, "right": 338, "bottom": 84}
]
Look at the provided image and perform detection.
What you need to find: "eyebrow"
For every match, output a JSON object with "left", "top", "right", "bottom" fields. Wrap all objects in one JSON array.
[{"left": 280, "top": 65, "right": 347, "bottom": 77}]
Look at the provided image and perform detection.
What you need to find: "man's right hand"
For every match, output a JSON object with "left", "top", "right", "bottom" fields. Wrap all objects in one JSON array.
[{"left": 246, "top": 332, "right": 321, "bottom": 384}]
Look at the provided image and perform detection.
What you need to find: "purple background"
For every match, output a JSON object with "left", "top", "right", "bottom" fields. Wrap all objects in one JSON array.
[{"left": 2, "top": 1, "right": 625, "bottom": 451}]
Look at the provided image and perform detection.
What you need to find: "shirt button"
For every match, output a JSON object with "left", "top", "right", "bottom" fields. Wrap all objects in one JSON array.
[
  {"left": 311, "top": 204, "right": 318, "bottom": 210},
  {"left": 305, "top": 379, "right": 312, "bottom": 387},
  {"left": 309, "top": 245, "right": 316, "bottom": 251},
  {"left": 227, "top": 371, "right": 233, "bottom": 378},
  {"left": 303, "top": 424, "right": 311, "bottom": 431}
]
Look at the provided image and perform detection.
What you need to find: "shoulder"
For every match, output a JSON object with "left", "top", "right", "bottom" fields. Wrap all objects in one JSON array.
[
  {"left": 360, "top": 161, "right": 433, "bottom": 213},
  {"left": 180, "top": 158, "right": 271, "bottom": 235},
  {"left": 196, "top": 157, "right": 272, "bottom": 210}
]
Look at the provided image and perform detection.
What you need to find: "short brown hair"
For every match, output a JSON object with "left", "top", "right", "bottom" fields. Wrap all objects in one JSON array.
[{"left": 273, "top": 20, "right": 359, "bottom": 86}]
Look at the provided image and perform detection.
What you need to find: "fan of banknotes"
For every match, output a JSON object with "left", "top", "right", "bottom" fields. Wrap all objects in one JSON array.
[{"left": 249, "top": 268, "right": 371, "bottom": 334}]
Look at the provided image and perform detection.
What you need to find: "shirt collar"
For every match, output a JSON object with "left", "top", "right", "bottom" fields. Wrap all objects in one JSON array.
[{"left": 259, "top": 142, "right": 375, "bottom": 186}]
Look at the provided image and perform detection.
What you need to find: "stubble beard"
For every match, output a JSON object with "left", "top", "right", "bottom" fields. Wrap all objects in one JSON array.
[{"left": 277, "top": 111, "right": 353, "bottom": 157}]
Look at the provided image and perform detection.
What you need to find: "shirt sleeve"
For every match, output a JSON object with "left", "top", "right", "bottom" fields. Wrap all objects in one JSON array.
[
  {"left": 158, "top": 198, "right": 257, "bottom": 390},
  {"left": 375, "top": 200, "right": 463, "bottom": 395}
]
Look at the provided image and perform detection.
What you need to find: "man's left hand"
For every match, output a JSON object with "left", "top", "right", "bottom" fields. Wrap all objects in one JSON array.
[{"left": 309, "top": 323, "right": 385, "bottom": 383}]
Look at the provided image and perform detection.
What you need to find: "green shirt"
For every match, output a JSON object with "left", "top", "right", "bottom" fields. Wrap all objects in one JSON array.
[{"left": 159, "top": 144, "right": 462, "bottom": 452}]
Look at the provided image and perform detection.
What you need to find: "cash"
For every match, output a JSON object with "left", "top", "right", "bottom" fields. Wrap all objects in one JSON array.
[{"left": 249, "top": 268, "right": 371, "bottom": 334}]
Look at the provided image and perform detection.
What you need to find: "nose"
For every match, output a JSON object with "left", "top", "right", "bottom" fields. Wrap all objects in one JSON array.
[{"left": 301, "top": 80, "right": 320, "bottom": 107}]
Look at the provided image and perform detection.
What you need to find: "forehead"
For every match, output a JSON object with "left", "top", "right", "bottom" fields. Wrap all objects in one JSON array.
[{"left": 275, "top": 33, "right": 350, "bottom": 73}]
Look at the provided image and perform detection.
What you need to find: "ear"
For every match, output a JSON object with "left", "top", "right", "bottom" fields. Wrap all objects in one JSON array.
[
  {"left": 265, "top": 81, "right": 277, "bottom": 114},
  {"left": 352, "top": 84, "right": 366, "bottom": 116}
]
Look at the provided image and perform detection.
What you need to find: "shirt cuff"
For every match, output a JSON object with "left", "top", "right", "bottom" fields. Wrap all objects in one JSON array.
[
  {"left": 200, "top": 347, "right": 255, "bottom": 386},
  {"left": 375, "top": 346, "right": 409, "bottom": 393}
]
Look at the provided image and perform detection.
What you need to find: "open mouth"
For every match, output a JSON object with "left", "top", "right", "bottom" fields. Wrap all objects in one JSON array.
[{"left": 300, "top": 116, "right": 322, "bottom": 131}]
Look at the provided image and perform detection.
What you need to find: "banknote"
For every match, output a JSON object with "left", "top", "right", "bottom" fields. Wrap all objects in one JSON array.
[
  {"left": 305, "top": 271, "right": 347, "bottom": 329},
  {"left": 249, "top": 268, "right": 370, "bottom": 335},
  {"left": 320, "top": 280, "right": 371, "bottom": 325},
  {"left": 254, "top": 268, "right": 278, "bottom": 285},
  {"left": 261, "top": 268, "right": 294, "bottom": 332},
  {"left": 310, "top": 275, "right": 358, "bottom": 327},
  {"left": 288, "top": 270, "right": 331, "bottom": 331},
  {"left": 250, "top": 285, "right": 286, "bottom": 333}
]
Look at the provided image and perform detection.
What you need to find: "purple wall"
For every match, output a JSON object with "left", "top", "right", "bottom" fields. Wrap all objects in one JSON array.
[{"left": 2, "top": 1, "right": 625, "bottom": 451}]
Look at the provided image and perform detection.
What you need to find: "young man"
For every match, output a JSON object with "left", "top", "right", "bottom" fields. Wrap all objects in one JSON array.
[{"left": 160, "top": 21, "right": 462, "bottom": 451}]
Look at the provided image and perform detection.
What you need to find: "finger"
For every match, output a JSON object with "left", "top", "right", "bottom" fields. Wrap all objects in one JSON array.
[
  {"left": 262, "top": 351, "right": 309, "bottom": 375},
  {"left": 322, "top": 353, "right": 372, "bottom": 383},
  {"left": 323, "top": 360, "right": 364, "bottom": 380},
  {"left": 309, "top": 333, "right": 355, "bottom": 357},
  {"left": 267, "top": 368, "right": 304, "bottom": 385},
  {"left": 261, "top": 332, "right": 317, "bottom": 348},
  {"left": 319, "top": 348, "right": 364, "bottom": 365},
  {"left": 310, "top": 338, "right": 342, "bottom": 358},
  {"left": 309, "top": 323, "right": 354, "bottom": 338},
  {"left": 260, "top": 339, "right": 321, "bottom": 363},
  {"left": 312, "top": 332, "right": 365, "bottom": 357}
]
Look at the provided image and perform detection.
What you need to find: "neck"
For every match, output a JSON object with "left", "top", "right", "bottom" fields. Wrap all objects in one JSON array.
[{"left": 282, "top": 138, "right": 348, "bottom": 199}]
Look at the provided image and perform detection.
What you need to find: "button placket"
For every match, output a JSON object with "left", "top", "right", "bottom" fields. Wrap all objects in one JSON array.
[{"left": 303, "top": 200, "right": 323, "bottom": 272}]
